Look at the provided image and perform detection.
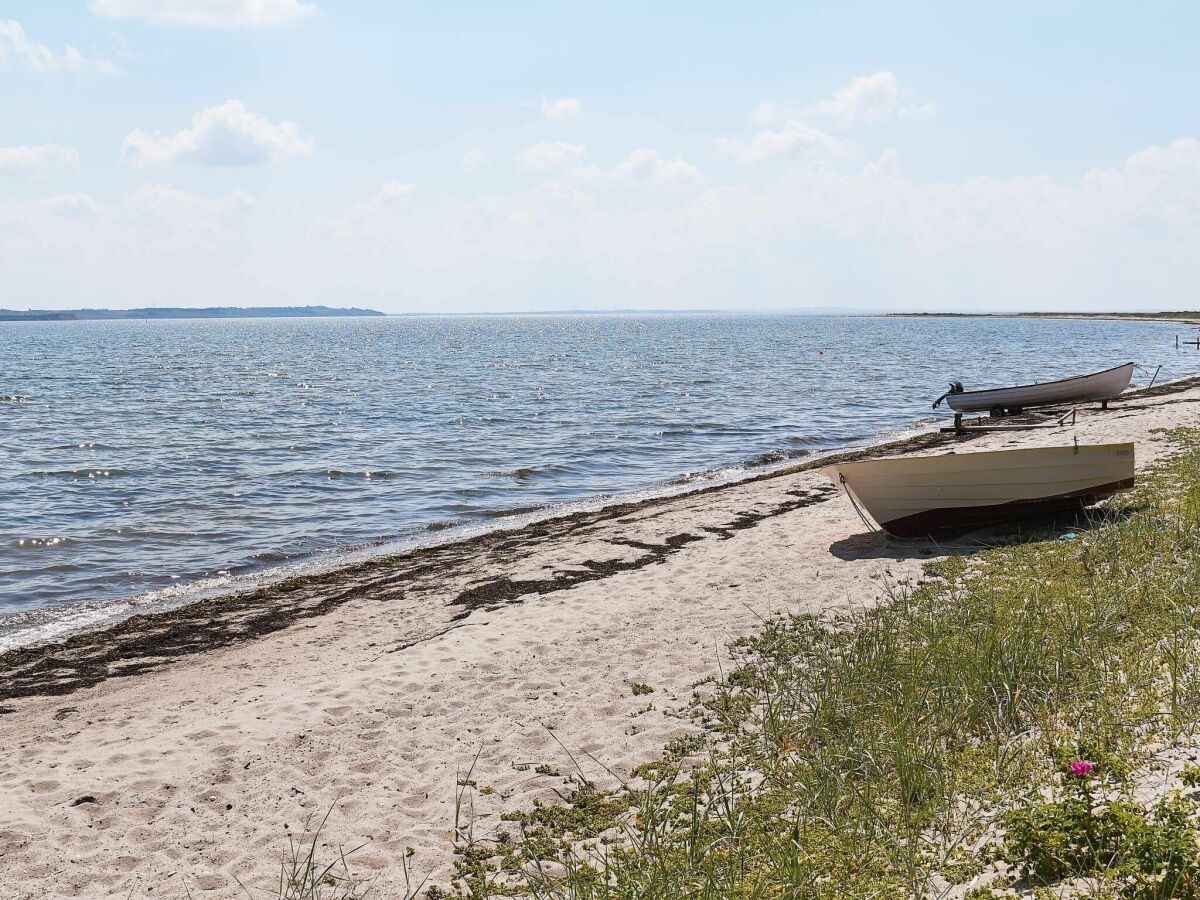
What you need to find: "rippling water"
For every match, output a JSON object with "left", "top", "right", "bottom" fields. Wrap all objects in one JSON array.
[{"left": 1, "top": 314, "right": 1195, "bottom": 645}]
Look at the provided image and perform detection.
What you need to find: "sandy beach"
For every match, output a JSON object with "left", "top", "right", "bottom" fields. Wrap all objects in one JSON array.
[{"left": 2, "top": 378, "right": 1199, "bottom": 899}]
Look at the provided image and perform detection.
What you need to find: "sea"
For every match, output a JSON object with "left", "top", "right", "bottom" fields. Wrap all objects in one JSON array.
[{"left": 2, "top": 313, "right": 1196, "bottom": 649}]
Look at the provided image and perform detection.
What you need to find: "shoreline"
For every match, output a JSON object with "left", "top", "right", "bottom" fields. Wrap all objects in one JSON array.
[
  {"left": 881, "top": 311, "right": 1200, "bottom": 326},
  {"left": 3, "top": 373, "right": 1200, "bottom": 897},
  {"left": 0, "top": 415, "right": 961, "bottom": 702},
  {"left": 0, "top": 413, "right": 937, "bottom": 658},
  {"left": 5, "top": 371, "right": 1200, "bottom": 703}
]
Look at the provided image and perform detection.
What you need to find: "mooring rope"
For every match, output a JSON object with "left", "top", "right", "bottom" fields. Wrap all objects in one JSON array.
[{"left": 840, "top": 473, "right": 880, "bottom": 533}]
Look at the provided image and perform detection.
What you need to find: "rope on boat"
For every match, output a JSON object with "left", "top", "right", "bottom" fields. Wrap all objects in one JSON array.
[
  {"left": 1132, "top": 363, "right": 1164, "bottom": 389},
  {"left": 840, "top": 473, "right": 880, "bottom": 534}
]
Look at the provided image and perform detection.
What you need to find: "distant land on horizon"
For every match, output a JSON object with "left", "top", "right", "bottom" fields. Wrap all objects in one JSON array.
[
  {"left": 3, "top": 305, "right": 920, "bottom": 321},
  {"left": 2, "top": 304, "right": 949, "bottom": 321},
  {"left": 4, "top": 306, "right": 1197, "bottom": 323},
  {"left": 0, "top": 305, "right": 385, "bottom": 322},
  {"left": 887, "top": 310, "right": 1200, "bottom": 321}
]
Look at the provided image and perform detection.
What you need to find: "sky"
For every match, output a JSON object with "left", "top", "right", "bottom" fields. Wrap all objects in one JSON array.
[{"left": 3, "top": 1, "right": 1200, "bottom": 313}]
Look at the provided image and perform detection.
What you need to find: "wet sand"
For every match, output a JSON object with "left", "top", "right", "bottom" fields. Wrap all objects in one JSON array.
[{"left": 2, "top": 376, "right": 1199, "bottom": 898}]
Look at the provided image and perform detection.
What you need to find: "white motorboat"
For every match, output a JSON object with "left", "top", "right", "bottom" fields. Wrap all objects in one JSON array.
[{"left": 935, "top": 362, "right": 1135, "bottom": 415}]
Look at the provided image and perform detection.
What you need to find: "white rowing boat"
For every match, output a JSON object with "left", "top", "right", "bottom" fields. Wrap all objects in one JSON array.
[
  {"left": 821, "top": 443, "right": 1134, "bottom": 538},
  {"left": 935, "top": 362, "right": 1134, "bottom": 415}
]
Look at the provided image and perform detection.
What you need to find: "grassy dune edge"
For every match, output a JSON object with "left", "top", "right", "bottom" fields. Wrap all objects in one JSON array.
[{"left": 350, "top": 427, "right": 1200, "bottom": 900}]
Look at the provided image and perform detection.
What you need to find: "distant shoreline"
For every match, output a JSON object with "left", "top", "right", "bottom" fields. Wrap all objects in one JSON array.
[
  {"left": 882, "top": 311, "right": 1200, "bottom": 326},
  {"left": 0, "top": 305, "right": 384, "bottom": 322},
  {"left": 4, "top": 306, "right": 1199, "bottom": 323}
]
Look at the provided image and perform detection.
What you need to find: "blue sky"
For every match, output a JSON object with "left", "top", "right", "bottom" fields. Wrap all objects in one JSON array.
[{"left": 3, "top": 1, "right": 1200, "bottom": 312}]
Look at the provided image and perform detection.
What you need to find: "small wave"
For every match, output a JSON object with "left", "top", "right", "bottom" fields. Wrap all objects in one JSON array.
[
  {"left": 48, "top": 441, "right": 117, "bottom": 451},
  {"left": 664, "top": 446, "right": 817, "bottom": 486},
  {"left": 482, "top": 467, "right": 534, "bottom": 480},
  {"left": 667, "top": 466, "right": 748, "bottom": 487},
  {"left": 424, "top": 520, "right": 460, "bottom": 532},
  {"left": 325, "top": 468, "right": 403, "bottom": 479},
  {"left": 481, "top": 466, "right": 557, "bottom": 480},
  {"left": 24, "top": 468, "right": 125, "bottom": 480},
  {"left": 252, "top": 550, "right": 294, "bottom": 563},
  {"left": 8, "top": 535, "right": 78, "bottom": 550},
  {"left": 482, "top": 504, "right": 544, "bottom": 519},
  {"left": 745, "top": 447, "right": 812, "bottom": 467}
]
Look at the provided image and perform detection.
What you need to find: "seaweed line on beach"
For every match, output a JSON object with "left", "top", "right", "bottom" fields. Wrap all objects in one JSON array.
[{"left": 449, "top": 486, "right": 838, "bottom": 617}]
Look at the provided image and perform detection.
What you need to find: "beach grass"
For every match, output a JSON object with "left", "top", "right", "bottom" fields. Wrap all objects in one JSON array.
[
  {"left": 436, "top": 428, "right": 1200, "bottom": 898},
  {"left": 227, "top": 808, "right": 374, "bottom": 900}
]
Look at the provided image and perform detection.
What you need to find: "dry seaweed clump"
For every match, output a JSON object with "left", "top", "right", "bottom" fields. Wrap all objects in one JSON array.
[{"left": 430, "top": 429, "right": 1200, "bottom": 899}]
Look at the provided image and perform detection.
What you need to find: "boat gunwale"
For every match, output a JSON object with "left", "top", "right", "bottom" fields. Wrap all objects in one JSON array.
[{"left": 819, "top": 442, "right": 1135, "bottom": 479}]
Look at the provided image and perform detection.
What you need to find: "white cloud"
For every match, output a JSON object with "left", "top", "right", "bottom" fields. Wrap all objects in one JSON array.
[
  {"left": 461, "top": 148, "right": 490, "bottom": 174},
  {"left": 0, "top": 20, "right": 116, "bottom": 74},
  {"left": 613, "top": 148, "right": 705, "bottom": 186},
  {"left": 125, "top": 182, "right": 255, "bottom": 223},
  {"left": 0, "top": 184, "right": 254, "bottom": 273},
  {"left": 683, "top": 139, "right": 1200, "bottom": 267},
  {"left": 860, "top": 147, "right": 901, "bottom": 179},
  {"left": 1125, "top": 138, "right": 1200, "bottom": 177},
  {"left": 90, "top": 0, "right": 317, "bottom": 28},
  {"left": 120, "top": 100, "right": 313, "bottom": 167},
  {"left": 36, "top": 193, "right": 102, "bottom": 219},
  {"left": 749, "top": 99, "right": 785, "bottom": 127},
  {"left": 540, "top": 96, "right": 582, "bottom": 121},
  {"left": 715, "top": 121, "right": 850, "bottom": 164},
  {"left": 518, "top": 141, "right": 587, "bottom": 170},
  {"left": 0, "top": 145, "right": 80, "bottom": 175},
  {"left": 12, "top": 137, "right": 1200, "bottom": 313},
  {"left": 310, "top": 180, "right": 415, "bottom": 237},
  {"left": 376, "top": 181, "right": 415, "bottom": 204},
  {"left": 807, "top": 71, "right": 902, "bottom": 125},
  {"left": 753, "top": 72, "right": 934, "bottom": 128},
  {"left": 290, "top": 136, "right": 1200, "bottom": 311}
]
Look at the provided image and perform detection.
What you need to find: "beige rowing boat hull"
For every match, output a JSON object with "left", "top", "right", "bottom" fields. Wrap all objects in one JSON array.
[{"left": 821, "top": 443, "right": 1135, "bottom": 538}]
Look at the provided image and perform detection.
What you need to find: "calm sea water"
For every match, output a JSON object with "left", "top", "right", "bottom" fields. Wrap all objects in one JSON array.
[{"left": 1, "top": 314, "right": 1195, "bottom": 646}]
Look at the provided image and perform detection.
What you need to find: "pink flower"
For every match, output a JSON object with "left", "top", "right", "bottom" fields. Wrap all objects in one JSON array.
[{"left": 1070, "top": 761, "right": 1095, "bottom": 778}]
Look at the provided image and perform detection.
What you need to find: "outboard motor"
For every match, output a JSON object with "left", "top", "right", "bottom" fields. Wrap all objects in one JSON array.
[{"left": 932, "top": 380, "right": 965, "bottom": 409}]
